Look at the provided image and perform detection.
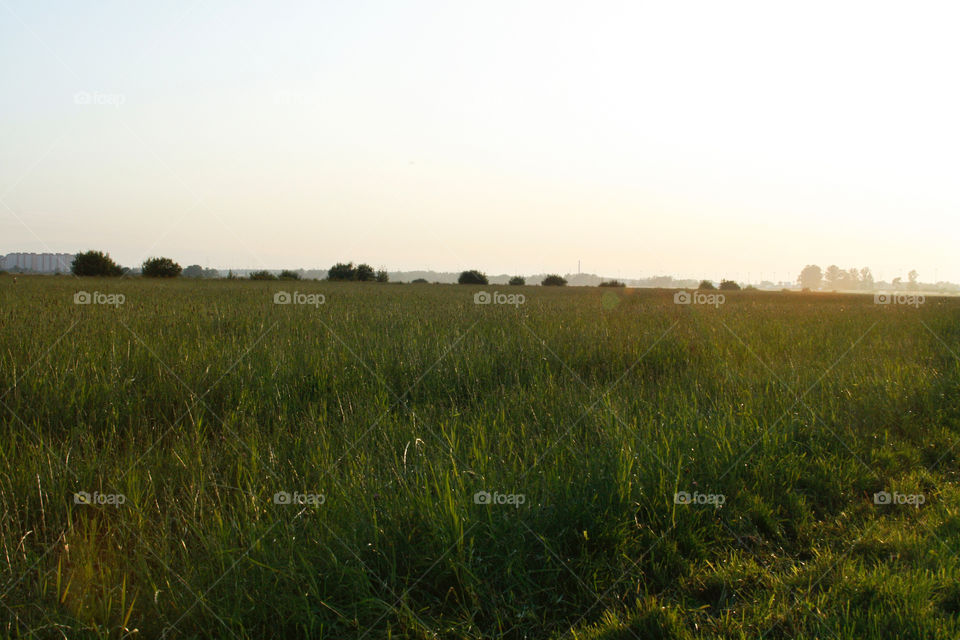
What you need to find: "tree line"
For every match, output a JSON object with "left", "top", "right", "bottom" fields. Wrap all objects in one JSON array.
[
  {"left": 64, "top": 251, "right": 928, "bottom": 292},
  {"left": 797, "top": 265, "right": 920, "bottom": 291},
  {"left": 67, "top": 251, "right": 572, "bottom": 286}
]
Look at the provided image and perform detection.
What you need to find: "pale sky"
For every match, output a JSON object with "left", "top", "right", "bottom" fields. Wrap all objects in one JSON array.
[{"left": 1, "top": 1, "right": 958, "bottom": 282}]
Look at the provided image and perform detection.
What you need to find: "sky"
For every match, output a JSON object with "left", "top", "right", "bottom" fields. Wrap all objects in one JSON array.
[{"left": 1, "top": 0, "right": 958, "bottom": 283}]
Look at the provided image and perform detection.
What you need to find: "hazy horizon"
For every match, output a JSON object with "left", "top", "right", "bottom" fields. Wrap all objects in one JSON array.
[{"left": 2, "top": 1, "right": 958, "bottom": 282}]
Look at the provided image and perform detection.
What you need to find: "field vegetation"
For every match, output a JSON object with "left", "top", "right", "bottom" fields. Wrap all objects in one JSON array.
[{"left": 1, "top": 276, "right": 959, "bottom": 638}]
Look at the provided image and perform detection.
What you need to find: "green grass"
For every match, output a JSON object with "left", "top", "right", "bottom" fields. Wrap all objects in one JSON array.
[{"left": 1, "top": 276, "right": 959, "bottom": 638}]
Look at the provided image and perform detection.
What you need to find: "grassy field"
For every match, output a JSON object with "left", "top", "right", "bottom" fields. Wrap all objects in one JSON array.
[{"left": 1, "top": 275, "right": 959, "bottom": 639}]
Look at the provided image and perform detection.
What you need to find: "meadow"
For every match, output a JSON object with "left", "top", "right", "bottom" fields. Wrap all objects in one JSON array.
[{"left": 1, "top": 276, "right": 959, "bottom": 639}]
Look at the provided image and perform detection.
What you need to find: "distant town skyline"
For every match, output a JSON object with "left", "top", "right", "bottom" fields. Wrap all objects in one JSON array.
[{"left": 5, "top": 251, "right": 956, "bottom": 293}]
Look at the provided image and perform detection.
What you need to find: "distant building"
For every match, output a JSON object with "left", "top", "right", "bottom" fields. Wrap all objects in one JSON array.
[{"left": 2, "top": 252, "right": 75, "bottom": 273}]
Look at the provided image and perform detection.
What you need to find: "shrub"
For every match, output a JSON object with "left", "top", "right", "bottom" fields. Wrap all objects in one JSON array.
[
  {"left": 278, "top": 270, "right": 301, "bottom": 281},
  {"left": 698, "top": 280, "right": 716, "bottom": 291},
  {"left": 355, "top": 264, "right": 375, "bottom": 282},
  {"left": 327, "top": 263, "right": 356, "bottom": 281},
  {"left": 71, "top": 250, "right": 123, "bottom": 277},
  {"left": 376, "top": 270, "right": 389, "bottom": 283},
  {"left": 411, "top": 278, "right": 428, "bottom": 284},
  {"left": 458, "top": 270, "right": 489, "bottom": 285},
  {"left": 183, "top": 265, "right": 204, "bottom": 278},
  {"left": 599, "top": 280, "right": 625, "bottom": 287},
  {"left": 509, "top": 276, "right": 525, "bottom": 286},
  {"left": 249, "top": 270, "right": 277, "bottom": 281},
  {"left": 142, "top": 257, "right": 182, "bottom": 278},
  {"left": 719, "top": 280, "right": 741, "bottom": 291},
  {"left": 541, "top": 274, "right": 567, "bottom": 286}
]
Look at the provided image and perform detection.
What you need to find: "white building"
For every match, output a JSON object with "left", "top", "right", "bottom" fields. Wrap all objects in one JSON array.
[{"left": 2, "top": 252, "right": 75, "bottom": 273}]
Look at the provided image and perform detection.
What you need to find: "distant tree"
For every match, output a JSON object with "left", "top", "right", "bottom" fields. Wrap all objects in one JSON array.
[
  {"left": 845, "top": 268, "right": 861, "bottom": 290},
  {"left": 698, "top": 280, "right": 716, "bottom": 291},
  {"left": 860, "top": 267, "right": 874, "bottom": 290},
  {"left": 142, "top": 257, "right": 182, "bottom": 278},
  {"left": 744, "top": 284, "right": 758, "bottom": 291},
  {"left": 71, "top": 250, "right": 123, "bottom": 277},
  {"left": 249, "top": 270, "right": 277, "bottom": 280},
  {"left": 541, "top": 274, "right": 567, "bottom": 286},
  {"left": 411, "top": 278, "right": 429, "bottom": 284},
  {"left": 328, "top": 262, "right": 356, "bottom": 281},
  {"left": 458, "top": 270, "right": 489, "bottom": 285},
  {"left": 278, "top": 269, "right": 301, "bottom": 281},
  {"left": 908, "top": 269, "right": 919, "bottom": 291},
  {"left": 892, "top": 277, "right": 902, "bottom": 290},
  {"left": 183, "top": 264, "right": 205, "bottom": 278},
  {"left": 798, "top": 265, "right": 823, "bottom": 290},
  {"left": 375, "top": 269, "right": 389, "bottom": 283},
  {"left": 719, "top": 279, "right": 741, "bottom": 291},
  {"left": 226, "top": 270, "right": 238, "bottom": 280},
  {"left": 823, "top": 265, "right": 842, "bottom": 289},
  {"left": 509, "top": 276, "right": 525, "bottom": 286},
  {"left": 599, "top": 280, "right": 625, "bottom": 287},
  {"left": 355, "top": 263, "right": 376, "bottom": 282}
]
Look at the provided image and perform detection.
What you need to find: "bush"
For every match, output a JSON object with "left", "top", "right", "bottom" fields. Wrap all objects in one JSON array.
[
  {"left": 411, "top": 278, "right": 428, "bottom": 284},
  {"left": 458, "top": 270, "right": 489, "bottom": 285},
  {"left": 327, "top": 262, "right": 379, "bottom": 282},
  {"left": 142, "top": 257, "right": 182, "bottom": 278},
  {"left": 541, "top": 274, "right": 567, "bottom": 286},
  {"left": 278, "top": 270, "right": 301, "bottom": 281},
  {"left": 719, "top": 280, "right": 741, "bottom": 291},
  {"left": 183, "top": 265, "right": 204, "bottom": 278},
  {"left": 328, "top": 263, "right": 356, "bottom": 281},
  {"left": 249, "top": 270, "right": 277, "bottom": 281},
  {"left": 71, "top": 250, "right": 123, "bottom": 277},
  {"left": 355, "top": 264, "right": 375, "bottom": 282},
  {"left": 376, "top": 270, "right": 389, "bottom": 283},
  {"left": 509, "top": 276, "right": 525, "bottom": 286},
  {"left": 599, "top": 280, "right": 625, "bottom": 287},
  {"left": 698, "top": 280, "right": 716, "bottom": 291}
]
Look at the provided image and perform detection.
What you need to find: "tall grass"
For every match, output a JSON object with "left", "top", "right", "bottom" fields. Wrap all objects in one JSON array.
[{"left": 1, "top": 277, "right": 959, "bottom": 638}]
